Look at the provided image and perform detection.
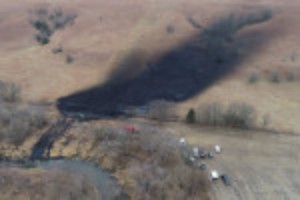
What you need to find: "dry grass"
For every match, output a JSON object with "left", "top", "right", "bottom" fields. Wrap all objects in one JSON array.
[
  {"left": 0, "top": 80, "right": 21, "bottom": 103},
  {"left": 0, "top": 1, "right": 300, "bottom": 200},
  {"left": 0, "top": 104, "right": 48, "bottom": 146},
  {"left": 0, "top": 1, "right": 299, "bottom": 135},
  {"left": 52, "top": 123, "right": 210, "bottom": 200},
  {"left": 128, "top": 161, "right": 209, "bottom": 200},
  {"left": 0, "top": 81, "right": 48, "bottom": 146},
  {"left": 195, "top": 102, "right": 256, "bottom": 129},
  {"left": 163, "top": 122, "right": 300, "bottom": 200}
]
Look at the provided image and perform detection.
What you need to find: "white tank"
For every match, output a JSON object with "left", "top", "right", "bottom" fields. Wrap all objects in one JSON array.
[
  {"left": 215, "top": 145, "right": 221, "bottom": 153},
  {"left": 211, "top": 170, "right": 219, "bottom": 180},
  {"left": 193, "top": 147, "right": 199, "bottom": 157}
]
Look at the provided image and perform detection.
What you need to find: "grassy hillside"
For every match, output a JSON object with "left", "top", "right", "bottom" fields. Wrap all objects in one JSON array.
[
  {"left": 0, "top": 0, "right": 299, "bottom": 132},
  {"left": 1, "top": 1, "right": 300, "bottom": 199}
]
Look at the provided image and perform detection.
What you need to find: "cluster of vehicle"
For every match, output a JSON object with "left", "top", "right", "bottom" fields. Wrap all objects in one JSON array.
[{"left": 179, "top": 138, "right": 231, "bottom": 186}]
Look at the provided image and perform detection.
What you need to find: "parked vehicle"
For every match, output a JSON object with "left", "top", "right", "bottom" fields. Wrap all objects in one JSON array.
[
  {"left": 198, "top": 161, "right": 206, "bottom": 170},
  {"left": 193, "top": 147, "right": 199, "bottom": 157},
  {"left": 179, "top": 137, "right": 186, "bottom": 145},
  {"left": 215, "top": 145, "right": 221, "bottom": 153},
  {"left": 210, "top": 170, "right": 219, "bottom": 180},
  {"left": 221, "top": 174, "right": 231, "bottom": 186},
  {"left": 189, "top": 156, "right": 196, "bottom": 165},
  {"left": 208, "top": 151, "right": 214, "bottom": 158},
  {"left": 198, "top": 148, "right": 206, "bottom": 158}
]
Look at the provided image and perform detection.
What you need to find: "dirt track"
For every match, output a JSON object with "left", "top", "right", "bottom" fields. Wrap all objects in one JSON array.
[{"left": 165, "top": 123, "right": 300, "bottom": 200}]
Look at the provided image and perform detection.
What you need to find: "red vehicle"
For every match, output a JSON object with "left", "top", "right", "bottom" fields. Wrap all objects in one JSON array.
[{"left": 124, "top": 125, "right": 138, "bottom": 132}]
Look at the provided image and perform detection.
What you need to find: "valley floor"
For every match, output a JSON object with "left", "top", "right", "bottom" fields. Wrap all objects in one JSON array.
[{"left": 163, "top": 122, "right": 300, "bottom": 200}]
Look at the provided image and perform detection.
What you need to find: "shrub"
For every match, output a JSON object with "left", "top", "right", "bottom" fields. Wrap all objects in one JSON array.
[
  {"left": 186, "top": 108, "right": 196, "bottom": 123},
  {"left": 30, "top": 7, "right": 77, "bottom": 45},
  {"left": 88, "top": 125, "right": 127, "bottom": 145},
  {"left": 66, "top": 54, "right": 74, "bottom": 64},
  {"left": 48, "top": 8, "right": 77, "bottom": 29},
  {"left": 166, "top": 25, "right": 174, "bottom": 34},
  {"left": 31, "top": 19, "right": 52, "bottom": 45},
  {"left": 52, "top": 46, "right": 63, "bottom": 54},
  {"left": 269, "top": 70, "right": 281, "bottom": 83},
  {"left": 0, "top": 105, "right": 48, "bottom": 145},
  {"left": 86, "top": 124, "right": 178, "bottom": 166},
  {"left": 124, "top": 126, "right": 209, "bottom": 199},
  {"left": 35, "top": 32, "right": 50, "bottom": 45},
  {"left": 32, "top": 20, "right": 52, "bottom": 36},
  {"left": 66, "top": 122, "right": 210, "bottom": 199},
  {"left": 85, "top": 124, "right": 137, "bottom": 164},
  {"left": 286, "top": 69, "right": 296, "bottom": 82},
  {"left": 129, "top": 161, "right": 209, "bottom": 200},
  {"left": 248, "top": 69, "right": 259, "bottom": 84},
  {"left": 138, "top": 126, "right": 178, "bottom": 166},
  {"left": 194, "top": 102, "right": 257, "bottom": 129},
  {"left": 197, "top": 102, "right": 223, "bottom": 126},
  {"left": 0, "top": 81, "right": 21, "bottom": 103},
  {"left": 223, "top": 102, "right": 256, "bottom": 129}
]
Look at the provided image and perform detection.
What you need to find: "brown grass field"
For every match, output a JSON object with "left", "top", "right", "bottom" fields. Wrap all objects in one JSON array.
[
  {"left": 0, "top": 0, "right": 300, "bottom": 199},
  {"left": 0, "top": 0, "right": 300, "bottom": 132}
]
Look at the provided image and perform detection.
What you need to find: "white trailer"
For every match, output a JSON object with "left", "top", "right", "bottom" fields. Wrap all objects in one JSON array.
[
  {"left": 210, "top": 170, "right": 219, "bottom": 181},
  {"left": 215, "top": 145, "right": 221, "bottom": 153}
]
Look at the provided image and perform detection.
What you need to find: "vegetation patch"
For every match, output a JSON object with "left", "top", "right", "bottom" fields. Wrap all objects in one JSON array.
[
  {"left": 186, "top": 108, "right": 196, "bottom": 124},
  {"left": 52, "top": 46, "right": 63, "bottom": 54},
  {"left": 223, "top": 102, "right": 256, "bottom": 129},
  {"left": 247, "top": 68, "right": 298, "bottom": 84},
  {"left": 65, "top": 54, "right": 74, "bottom": 64},
  {"left": 68, "top": 123, "right": 210, "bottom": 199},
  {"left": 269, "top": 69, "right": 281, "bottom": 83},
  {"left": 29, "top": 7, "right": 77, "bottom": 45},
  {"left": 0, "top": 81, "right": 48, "bottom": 146},
  {"left": 166, "top": 24, "right": 175, "bottom": 34},
  {"left": 0, "top": 81, "right": 21, "bottom": 103},
  {"left": 189, "top": 102, "right": 257, "bottom": 129}
]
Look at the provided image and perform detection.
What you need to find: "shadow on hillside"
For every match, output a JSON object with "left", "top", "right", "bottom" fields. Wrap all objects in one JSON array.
[{"left": 57, "top": 9, "right": 275, "bottom": 118}]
